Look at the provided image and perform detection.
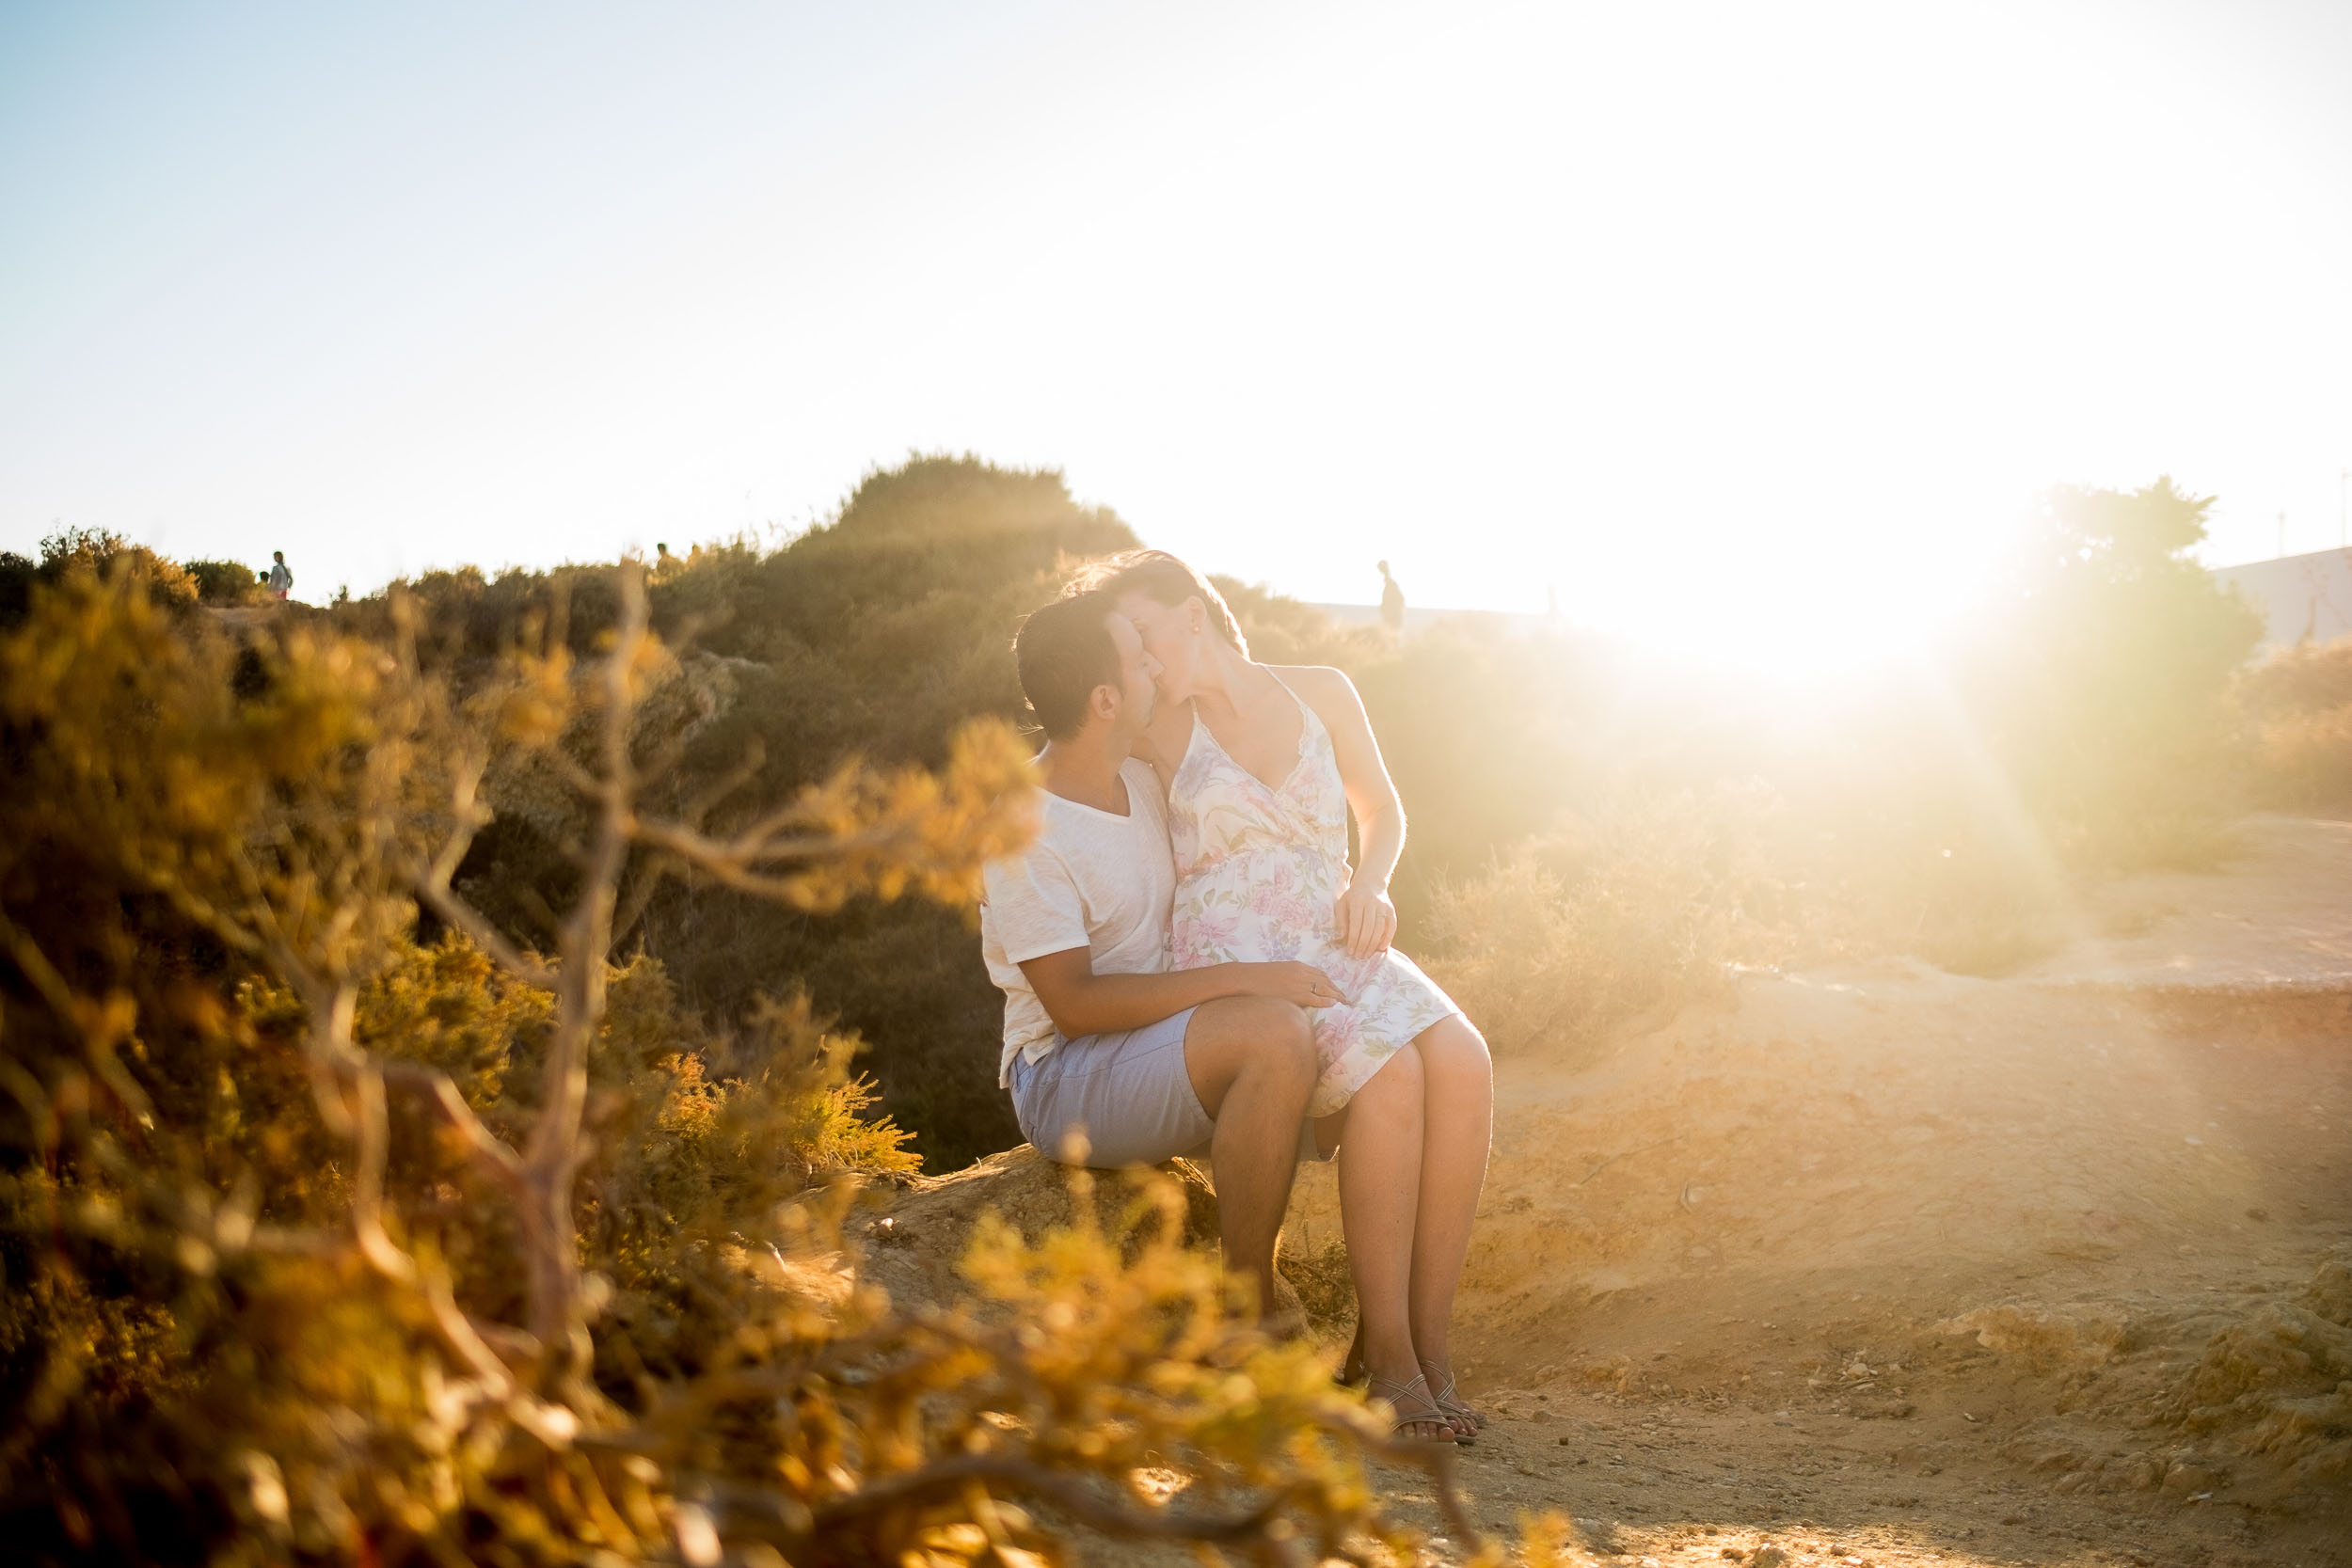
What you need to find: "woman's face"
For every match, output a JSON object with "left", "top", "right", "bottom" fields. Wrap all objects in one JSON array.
[{"left": 1115, "top": 590, "right": 1204, "bottom": 703}]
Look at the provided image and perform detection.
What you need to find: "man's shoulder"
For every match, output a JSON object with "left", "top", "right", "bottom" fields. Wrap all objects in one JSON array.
[
  {"left": 990, "top": 811, "right": 1078, "bottom": 875},
  {"left": 992, "top": 798, "right": 1106, "bottom": 877}
]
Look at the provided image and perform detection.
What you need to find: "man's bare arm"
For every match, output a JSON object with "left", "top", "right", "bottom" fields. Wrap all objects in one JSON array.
[{"left": 1019, "top": 947, "right": 1340, "bottom": 1040}]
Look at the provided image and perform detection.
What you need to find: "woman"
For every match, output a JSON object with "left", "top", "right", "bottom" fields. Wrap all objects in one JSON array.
[{"left": 1080, "top": 550, "right": 1494, "bottom": 1446}]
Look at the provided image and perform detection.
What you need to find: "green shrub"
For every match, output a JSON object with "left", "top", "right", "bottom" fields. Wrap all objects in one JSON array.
[{"left": 182, "top": 559, "right": 268, "bottom": 606}]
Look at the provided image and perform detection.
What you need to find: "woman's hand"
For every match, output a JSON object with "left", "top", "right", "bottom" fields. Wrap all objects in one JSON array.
[
  {"left": 1247, "top": 961, "right": 1347, "bottom": 1009},
  {"left": 1334, "top": 878, "right": 1398, "bottom": 960}
]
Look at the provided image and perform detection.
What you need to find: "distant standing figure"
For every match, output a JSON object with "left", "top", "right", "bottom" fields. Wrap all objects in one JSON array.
[
  {"left": 265, "top": 551, "right": 294, "bottom": 602},
  {"left": 1376, "top": 560, "right": 1406, "bottom": 633}
]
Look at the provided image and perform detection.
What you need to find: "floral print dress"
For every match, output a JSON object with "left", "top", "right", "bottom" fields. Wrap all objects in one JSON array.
[{"left": 1168, "top": 673, "right": 1461, "bottom": 1117}]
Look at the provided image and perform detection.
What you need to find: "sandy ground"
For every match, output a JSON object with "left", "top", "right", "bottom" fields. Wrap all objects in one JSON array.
[
  {"left": 2033, "top": 816, "right": 2352, "bottom": 990},
  {"left": 882, "top": 816, "right": 2352, "bottom": 1568}
]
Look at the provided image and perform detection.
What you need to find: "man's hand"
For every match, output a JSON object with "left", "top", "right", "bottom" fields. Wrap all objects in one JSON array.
[
  {"left": 1333, "top": 878, "right": 1397, "bottom": 961},
  {"left": 1246, "top": 960, "right": 1347, "bottom": 1008}
]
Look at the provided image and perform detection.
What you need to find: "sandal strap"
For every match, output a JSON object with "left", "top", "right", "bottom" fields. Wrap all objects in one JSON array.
[
  {"left": 1365, "top": 1372, "right": 1454, "bottom": 1438},
  {"left": 1417, "top": 1359, "right": 1485, "bottom": 1429}
]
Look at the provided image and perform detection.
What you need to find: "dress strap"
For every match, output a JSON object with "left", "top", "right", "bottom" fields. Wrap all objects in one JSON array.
[{"left": 1264, "top": 669, "right": 1328, "bottom": 750}]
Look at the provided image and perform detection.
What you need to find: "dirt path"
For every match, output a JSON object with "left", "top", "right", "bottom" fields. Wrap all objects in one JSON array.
[
  {"left": 2032, "top": 815, "right": 2352, "bottom": 990},
  {"left": 1325, "top": 969, "right": 2350, "bottom": 1566},
  {"left": 1279, "top": 816, "right": 2352, "bottom": 1567}
]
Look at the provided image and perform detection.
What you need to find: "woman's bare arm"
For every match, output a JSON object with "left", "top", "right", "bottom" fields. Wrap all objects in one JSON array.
[{"left": 1272, "top": 664, "right": 1405, "bottom": 958}]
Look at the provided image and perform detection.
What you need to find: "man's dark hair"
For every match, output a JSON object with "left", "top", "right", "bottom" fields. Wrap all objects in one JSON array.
[{"left": 1014, "top": 590, "right": 1121, "bottom": 741}]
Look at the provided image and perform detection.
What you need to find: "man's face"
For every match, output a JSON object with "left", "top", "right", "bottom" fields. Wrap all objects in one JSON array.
[{"left": 1104, "top": 611, "right": 1160, "bottom": 734}]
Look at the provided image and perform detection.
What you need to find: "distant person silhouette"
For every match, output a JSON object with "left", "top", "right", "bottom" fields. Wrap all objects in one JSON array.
[
  {"left": 1377, "top": 560, "right": 1406, "bottom": 633},
  {"left": 655, "top": 542, "right": 679, "bottom": 578},
  {"left": 265, "top": 550, "right": 294, "bottom": 602}
]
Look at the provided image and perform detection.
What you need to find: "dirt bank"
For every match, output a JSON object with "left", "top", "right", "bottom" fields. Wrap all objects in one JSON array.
[{"left": 883, "top": 817, "right": 2352, "bottom": 1566}]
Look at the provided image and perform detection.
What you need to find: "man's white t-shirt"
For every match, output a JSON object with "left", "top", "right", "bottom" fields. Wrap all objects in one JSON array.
[{"left": 979, "top": 759, "right": 1175, "bottom": 1086}]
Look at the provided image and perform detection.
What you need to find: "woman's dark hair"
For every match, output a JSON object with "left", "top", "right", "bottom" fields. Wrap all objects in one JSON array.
[
  {"left": 1012, "top": 590, "right": 1121, "bottom": 740},
  {"left": 1067, "top": 549, "right": 1249, "bottom": 658}
]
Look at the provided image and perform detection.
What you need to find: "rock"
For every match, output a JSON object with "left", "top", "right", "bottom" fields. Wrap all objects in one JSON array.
[
  {"left": 1749, "top": 1548, "right": 1789, "bottom": 1568},
  {"left": 1941, "top": 1303, "right": 2126, "bottom": 1372},
  {"left": 2161, "top": 1461, "right": 2220, "bottom": 1496}
]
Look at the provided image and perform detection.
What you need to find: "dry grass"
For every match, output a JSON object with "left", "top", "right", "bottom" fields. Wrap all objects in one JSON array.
[
  {"left": 2239, "top": 636, "right": 2352, "bottom": 813},
  {"left": 1422, "top": 783, "right": 1800, "bottom": 1058}
]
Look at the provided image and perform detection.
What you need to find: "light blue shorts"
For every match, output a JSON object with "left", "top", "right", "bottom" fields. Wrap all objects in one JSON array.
[{"left": 1009, "top": 1007, "right": 1330, "bottom": 1169}]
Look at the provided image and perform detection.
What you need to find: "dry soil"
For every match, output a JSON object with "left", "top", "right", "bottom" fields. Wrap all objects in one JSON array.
[{"left": 886, "top": 816, "right": 2352, "bottom": 1568}]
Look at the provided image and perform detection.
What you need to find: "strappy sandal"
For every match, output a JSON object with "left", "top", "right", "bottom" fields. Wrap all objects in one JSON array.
[
  {"left": 1366, "top": 1371, "right": 1459, "bottom": 1446},
  {"left": 1419, "top": 1358, "right": 1483, "bottom": 1444}
]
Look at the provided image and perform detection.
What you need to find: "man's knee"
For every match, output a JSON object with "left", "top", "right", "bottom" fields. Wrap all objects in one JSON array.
[
  {"left": 1184, "top": 996, "right": 1312, "bottom": 1114},
  {"left": 1262, "top": 1000, "right": 1314, "bottom": 1079}
]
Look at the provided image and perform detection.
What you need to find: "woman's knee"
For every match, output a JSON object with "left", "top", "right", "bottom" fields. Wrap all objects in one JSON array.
[{"left": 1419, "top": 1014, "right": 1491, "bottom": 1081}]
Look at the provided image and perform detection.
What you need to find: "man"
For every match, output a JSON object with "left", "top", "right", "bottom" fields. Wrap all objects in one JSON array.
[
  {"left": 980, "top": 590, "right": 1340, "bottom": 1316},
  {"left": 265, "top": 550, "right": 294, "bottom": 602}
]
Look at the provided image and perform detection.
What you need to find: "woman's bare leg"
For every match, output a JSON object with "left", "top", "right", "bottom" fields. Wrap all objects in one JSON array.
[
  {"left": 1403, "top": 1014, "right": 1492, "bottom": 1386},
  {"left": 1335, "top": 1042, "right": 1449, "bottom": 1438}
]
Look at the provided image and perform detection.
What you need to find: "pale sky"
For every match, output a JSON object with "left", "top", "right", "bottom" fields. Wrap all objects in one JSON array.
[{"left": 6, "top": 0, "right": 2349, "bottom": 670}]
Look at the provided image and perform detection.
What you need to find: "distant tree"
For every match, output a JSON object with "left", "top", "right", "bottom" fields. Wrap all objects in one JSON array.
[{"left": 1967, "top": 476, "right": 2265, "bottom": 864}]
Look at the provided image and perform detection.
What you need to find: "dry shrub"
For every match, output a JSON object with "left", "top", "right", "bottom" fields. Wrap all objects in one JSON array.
[
  {"left": 0, "top": 565, "right": 1527, "bottom": 1566},
  {"left": 1274, "top": 1237, "right": 1360, "bottom": 1334},
  {"left": 2237, "top": 635, "right": 2352, "bottom": 812},
  {"left": 1421, "top": 783, "right": 1794, "bottom": 1057}
]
